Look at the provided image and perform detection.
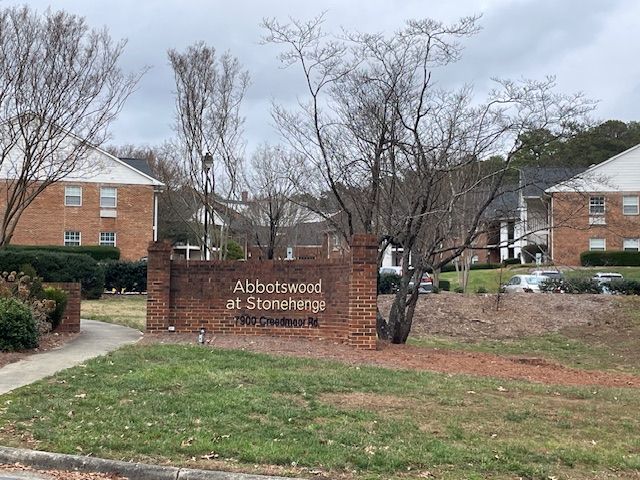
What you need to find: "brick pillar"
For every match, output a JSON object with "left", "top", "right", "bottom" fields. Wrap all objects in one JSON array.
[
  {"left": 47, "top": 282, "right": 81, "bottom": 333},
  {"left": 348, "top": 234, "right": 378, "bottom": 350},
  {"left": 146, "top": 241, "right": 172, "bottom": 332}
]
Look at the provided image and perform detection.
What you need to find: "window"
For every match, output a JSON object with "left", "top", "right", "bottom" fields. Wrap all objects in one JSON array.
[
  {"left": 100, "top": 232, "right": 116, "bottom": 247},
  {"left": 64, "top": 186, "right": 82, "bottom": 206},
  {"left": 589, "top": 238, "right": 606, "bottom": 251},
  {"left": 623, "top": 196, "right": 639, "bottom": 215},
  {"left": 623, "top": 238, "right": 640, "bottom": 252},
  {"left": 589, "top": 196, "right": 605, "bottom": 215},
  {"left": 64, "top": 231, "right": 81, "bottom": 246},
  {"left": 100, "top": 187, "right": 117, "bottom": 208}
]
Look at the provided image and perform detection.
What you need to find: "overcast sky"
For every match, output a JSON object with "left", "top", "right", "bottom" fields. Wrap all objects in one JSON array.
[{"left": 6, "top": 0, "right": 640, "bottom": 153}]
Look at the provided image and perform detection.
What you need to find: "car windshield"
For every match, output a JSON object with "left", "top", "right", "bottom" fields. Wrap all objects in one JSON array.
[{"left": 526, "top": 276, "right": 544, "bottom": 284}]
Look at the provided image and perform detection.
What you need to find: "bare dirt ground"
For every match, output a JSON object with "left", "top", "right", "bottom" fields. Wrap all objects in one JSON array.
[
  {"left": 142, "top": 293, "right": 640, "bottom": 389},
  {"left": 0, "top": 332, "right": 78, "bottom": 369},
  {"left": 378, "top": 292, "right": 621, "bottom": 339}
]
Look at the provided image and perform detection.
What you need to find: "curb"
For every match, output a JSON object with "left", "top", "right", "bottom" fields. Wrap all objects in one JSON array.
[{"left": 0, "top": 446, "right": 298, "bottom": 480}]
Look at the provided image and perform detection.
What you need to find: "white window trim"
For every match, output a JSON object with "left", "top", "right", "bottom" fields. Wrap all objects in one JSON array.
[
  {"left": 622, "top": 196, "right": 639, "bottom": 216},
  {"left": 99, "top": 231, "right": 117, "bottom": 247},
  {"left": 64, "top": 186, "right": 82, "bottom": 207},
  {"left": 589, "top": 238, "right": 606, "bottom": 251},
  {"left": 64, "top": 231, "right": 81, "bottom": 247},
  {"left": 100, "top": 187, "right": 117, "bottom": 208}
]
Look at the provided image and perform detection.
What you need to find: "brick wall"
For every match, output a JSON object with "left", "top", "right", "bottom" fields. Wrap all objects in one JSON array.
[
  {"left": 147, "top": 234, "right": 378, "bottom": 349},
  {"left": 45, "top": 282, "right": 81, "bottom": 333},
  {"left": 1, "top": 181, "right": 154, "bottom": 260},
  {"left": 551, "top": 192, "right": 640, "bottom": 265}
]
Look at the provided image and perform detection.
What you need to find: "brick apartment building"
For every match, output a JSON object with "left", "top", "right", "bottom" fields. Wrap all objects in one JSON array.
[
  {"left": 1, "top": 148, "right": 164, "bottom": 260},
  {"left": 547, "top": 144, "right": 640, "bottom": 265}
]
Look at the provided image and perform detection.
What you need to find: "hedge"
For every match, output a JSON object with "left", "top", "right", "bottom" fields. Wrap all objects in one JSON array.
[
  {"left": 580, "top": 250, "right": 640, "bottom": 266},
  {"left": 0, "top": 250, "right": 104, "bottom": 299},
  {"left": 608, "top": 279, "right": 640, "bottom": 295},
  {"left": 104, "top": 261, "right": 147, "bottom": 293},
  {"left": 6, "top": 245, "right": 120, "bottom": 261},
  {"left": 378, "top": 273, "right": 400, "bottom": 294},
  {"left": 440, "top": 262, "right": 501, "bottom": 273}
]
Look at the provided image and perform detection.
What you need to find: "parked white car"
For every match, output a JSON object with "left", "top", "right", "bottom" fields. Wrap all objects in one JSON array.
[
  {"left": 592, "top": 272, "right": 624, "bottom": 284},
  {"left": 503, "top": 274, "right": 549, "bottom": 293}
]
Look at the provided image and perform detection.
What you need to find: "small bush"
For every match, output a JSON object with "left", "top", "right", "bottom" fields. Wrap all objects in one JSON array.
[
  {"left": 441, "top": 263, "right": 500, "bottom": 273},
  {"left": 225, "top": 240, "right": 245, "bottom": 261},
  {"left": 432, "top": 286, "right": 440, "bottom": 294},
  {"left": 104, "top": 261, "right": 147, "bottom": 293},
  {"left": 539, "top": 278, "right": 563, "bottom": 293},
  {"left": 378, "top": 273, "right": 401, "bottom": 294},
  {"left": 608, "top": 279, "right": 640, "bottom": 295},
  {"left": 580, "top": 250, "right": 640, "bottom": 266},
  {"left": 476, "top": 286, "right": 488, "bottom": 294},
  {"left": 7, "top": 245, "right": 120, "bottom": 261},
  {"left": 563, "top": 277, "right": 602, "bottom": 294},
  {"left": 0, "top": 250, "right": 104, "bottom": 299},
  {"left": 0, "top": 297, "right": 37, "bottom": 351},
  {"left": 454, "top": 286, "right": 465, "bottom": 293},
  {"left": 43, "top": 287, "right": 69, "bottom": 330},
  {"left": 502, "top": 258, "right": 521, "bottom": 266}
]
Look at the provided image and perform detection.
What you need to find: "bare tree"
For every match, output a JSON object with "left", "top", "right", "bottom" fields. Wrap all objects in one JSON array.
[
  {"left": 168, "top": 42, "right": 249, "bottom": 259},
  {"left": 243, "top": 144, "right": 309, "bottom": 259},
  {"left": 107, "top": 143, "right": 201, "bottom": 244},
  {"left": 0, "top": 6, "right": 145, "bottom": 246},
  {"left": 263, "top": 14, "right": 594, "bottom": 343}
]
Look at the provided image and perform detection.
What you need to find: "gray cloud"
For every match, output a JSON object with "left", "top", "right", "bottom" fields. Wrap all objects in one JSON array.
[{"left": 3, "top": 0, "right": 638, "bottom": 151}]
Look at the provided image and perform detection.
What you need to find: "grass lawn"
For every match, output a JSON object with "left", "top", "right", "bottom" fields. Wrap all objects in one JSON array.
[
  {"left": 409, "top": 332, "right": 640, "bottom": 374},
  {"left": 81, "top": 295, "right": 146, "bottom": 331},
  {"left": 439, "top": 267, "right": 529, "bottom": 293},
  {"left": 0, "top": 345, "right": 639, "bottom": 480}
]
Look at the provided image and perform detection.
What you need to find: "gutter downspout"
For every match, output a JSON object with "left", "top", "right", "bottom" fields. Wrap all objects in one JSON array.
[{"left": 153, "top": 188, "right": 160, "bottom": 242}]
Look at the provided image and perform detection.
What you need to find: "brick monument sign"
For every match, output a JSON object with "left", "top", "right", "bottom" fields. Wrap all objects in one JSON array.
[{"left": 146, "top": 234, "right": 378, "bottom": 349}]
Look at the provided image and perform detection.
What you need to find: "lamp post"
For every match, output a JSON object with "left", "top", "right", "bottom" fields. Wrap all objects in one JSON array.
[{"left": 203, "top": 152, "right": 213, "bottom": 260}]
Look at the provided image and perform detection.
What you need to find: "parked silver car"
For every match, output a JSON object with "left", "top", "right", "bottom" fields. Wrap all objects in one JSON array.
[
  {"left": 502, "top": 274, "right": 549, "bottom": 293},
  {"left": 592, "top": 272, "right": 624, "bottom": 284}
]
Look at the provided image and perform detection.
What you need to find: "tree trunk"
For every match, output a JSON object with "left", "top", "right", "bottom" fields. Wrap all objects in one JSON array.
[
  {"left": 379, "top": 272, "right": 420, "bottom": 344},
  {"left": 376, "top": 307, "right": 390, "bottom": 340}
]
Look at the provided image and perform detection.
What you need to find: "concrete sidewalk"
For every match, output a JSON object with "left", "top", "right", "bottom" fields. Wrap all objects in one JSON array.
[{"left": 0, "top": 320, "right": 142, "bottom": 395}]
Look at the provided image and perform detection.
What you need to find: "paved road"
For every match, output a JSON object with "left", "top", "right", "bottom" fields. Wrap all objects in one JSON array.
[{"left": 0, "top": 320, "right": 142, "bottom": 395}]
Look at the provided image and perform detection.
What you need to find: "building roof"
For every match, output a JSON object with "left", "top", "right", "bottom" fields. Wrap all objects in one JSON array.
[
  {"left": 520, "top": 167, "right": 586, "bottom": 197},
  {"left": 546, "top": 143, "right": 640, "bottom": 193},
  {"left": 119, "top": 157, "right": 157, "bottom": 179},
  {"left": 486, "top": 190, "right": 519, "bottom": 220}
]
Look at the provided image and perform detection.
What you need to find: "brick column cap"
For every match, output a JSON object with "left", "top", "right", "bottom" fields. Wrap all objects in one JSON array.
[{"left": 148, "top": 240, "right": 172, "bottom": 254}]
